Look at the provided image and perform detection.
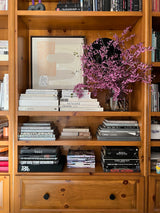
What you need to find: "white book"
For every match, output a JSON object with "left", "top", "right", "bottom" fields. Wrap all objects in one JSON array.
[
  {"left": 19, "top": 96, "right": 58, "bottom": 101},
  {"left": 22, "top": 122, "right": 51, "bottom": 126},
  {"left": 1, "top": 82, "right": 4, "bottom": 109},
  {"left": 18, "top": 106, "right": 58, "bottom": 111},
  {"left": 60, "top": 107, "right": 103, "bottom": 111},
  {"left": 3, "top": 74, "right": 8, "bottom": 110},
  {"left": 20, "top": 94, "right": 57, "bottom": 98},
  {"left": 104, "top": 119, "right": 138, "bottom": 124},
  {"left": 61, "top": 132, "right": 79, "bottom": 136},
  {"left": 60, "top": 98, "right": 98, "bottom": 102},
  {"left": 26, "top": 89, "right": 58, "bottom": 95},
  {"left": 60, "top": 101, "right": 99, "bottom": 105},
  {"left": 63, "top": 127, "right": 89, "bottom": 132},
  {"left": 19, "top": 99, "right": 58, "bottom": 107},
  {"left": 18, "top": 137, "right": 56, "bottom": 141},
  {"left": 20, "top": 126, "right": 51, "bottom": 130}
]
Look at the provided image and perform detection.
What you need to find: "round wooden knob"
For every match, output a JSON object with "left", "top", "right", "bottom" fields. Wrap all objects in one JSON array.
[
  {"left": 109, "top": 194, "right": 116, "bottom": 200},
  {"left": 43, "top": 193, "right": 50, "bottom": 200}
]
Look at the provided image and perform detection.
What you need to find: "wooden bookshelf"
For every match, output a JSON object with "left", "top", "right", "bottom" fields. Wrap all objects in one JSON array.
[{"left": 17, "top": 11, "right": 142, "bottom": 30}]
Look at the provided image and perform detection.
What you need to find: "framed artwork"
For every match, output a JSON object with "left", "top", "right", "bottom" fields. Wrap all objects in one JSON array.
[{"left": 31, "top": 36, "right": 85, "bottom": 89}]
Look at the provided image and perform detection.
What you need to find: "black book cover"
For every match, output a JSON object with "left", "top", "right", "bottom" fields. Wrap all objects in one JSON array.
[
  {"left": 102, "top": 0, "right": 110, "bottom": 11},
  {"left": 18, "top": 155, "right": 66, "bottom": 172},
  {"left": 133, "top": 0, "right": 139, "bottom": 11}
]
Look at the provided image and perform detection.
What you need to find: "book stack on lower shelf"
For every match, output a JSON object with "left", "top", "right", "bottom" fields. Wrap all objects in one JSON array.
[
  {"left": 18, "top": 146, "right": 66, "bottom": 172},
  {"left": 0, "top": 41, "right": 8, "bottom": 61},
  {"left": 101, "top": 146, "right": 140, "bottom": 173},
  {"left": 59, "top": 127, "right": 92, "bottom": 140},
  {"left": 67, "top": 149, "right": 95, "bottom": 168},
  {"left": 0, "top": 120, "right": 8, "bottom": 138},
  {"left": 0, "top": 146, "right": 8, "bottom": 172},
  {"left": 96, "top": 119, "right": 141, "bottom": 141},
  {"left": 151, "top": 147, "right": 160, "bottom": 173},
  {"left": 18, "top": 89, "right": 59, "bottom": 111},
  {"left": 18, "top": 122, "right": 59, "bottom": 141},
  {"left": 151, "top": 84, "right": 159, "bottom": 112},
  {"left": 59, "top": 89, "right": 103, "bottom": 111}
]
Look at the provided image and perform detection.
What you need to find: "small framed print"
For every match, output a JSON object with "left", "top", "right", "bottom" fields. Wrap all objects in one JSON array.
[{"left": 31, "top": 36, "right": 85, "bottom": 89}]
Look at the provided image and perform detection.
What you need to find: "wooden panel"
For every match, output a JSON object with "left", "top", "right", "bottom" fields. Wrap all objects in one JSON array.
[
  {"left": 15, "top": 176, "right": 144, "bottom": 213},
  {"left": 17, "top": 11, "right": 142, "bottom": 30},
  {"left": 0, "top": 176, "right": 9, "bottom": 213},
  {"left": 148, "top": 176, "right": 160, "bottom": 213}
]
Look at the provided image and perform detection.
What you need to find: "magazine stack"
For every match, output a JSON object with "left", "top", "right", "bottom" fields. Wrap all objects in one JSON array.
[
  {"left": 60, "top": 127, "right": 92, "bottom": 140},
  {"left": 96, "top": 119, "right": 141, "bottom": 141},
  {"left": 18, "top": 146, "right": 66, "bottom": 172},
  {"left": 67, "top": 149, "right": 95, "bottom": 168},
  {"left": 0, "top": 40, "right": 8, "bottom": 60},
  {"left": 101, "top": 146, "right": 140, "bottom": 173},
  {"left": 151, "top": 147, "right": 160, "bottom": 172},
  {"left": 0, "top": 0, "right": 8, "bottom": 10},
  {"left": 0, "top": 146, "right": 8, "bottom": 172},
  {"left": 18, "top": 89, "right": 59, "bottom": 111},
  {"left": 59, "top": 89, "right": 103, "bottom": 111},
  {"left": 0, "top": 120, "right": 8, "bottom": 138},
  {"left": 18, "top": 122, "right": 58, "bottom": 141}
]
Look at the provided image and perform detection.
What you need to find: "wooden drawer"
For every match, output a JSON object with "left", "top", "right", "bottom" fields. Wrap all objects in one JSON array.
[
  {"left": 149, "top": 176, "right": 160, "bottom": 213},
  {"left": 0, "top": 176, "right": 9, "bottom": 213},
  {"left": 15, "top": 176, "right": 144, "bottom": 213}
]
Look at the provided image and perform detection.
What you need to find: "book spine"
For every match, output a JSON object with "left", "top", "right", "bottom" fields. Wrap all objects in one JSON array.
[
  {"left": 0, "top": 166, "right": 8, "bottom": 172},
  {"left": 0, "top": 161, "right": 8, "bottom": 166}
]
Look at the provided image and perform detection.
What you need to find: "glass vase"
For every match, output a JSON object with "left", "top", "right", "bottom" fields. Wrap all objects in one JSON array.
[{"left": 109, "top": 97, "right": 128, "bottom": 111}]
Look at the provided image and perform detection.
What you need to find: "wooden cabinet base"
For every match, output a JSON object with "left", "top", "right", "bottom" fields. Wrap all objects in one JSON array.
[
  {"left": 15, "top": 175, "right": 144, "bottom": 213},
  {"left": 0, "top": 176, "right": 9, "bottom": 213}
]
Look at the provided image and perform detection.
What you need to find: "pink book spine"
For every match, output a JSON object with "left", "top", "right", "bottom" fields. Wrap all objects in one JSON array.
[
  {"left": 0, "top": 166, "right": 8, "bottom": 172},
  {"left": 0, "top": 161, "right": 8, "bottom": 166}
]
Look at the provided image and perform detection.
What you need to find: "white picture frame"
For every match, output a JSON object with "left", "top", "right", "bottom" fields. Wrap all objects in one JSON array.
[{"left": 31, "top": 36, "right": 85, "bottom": 89}]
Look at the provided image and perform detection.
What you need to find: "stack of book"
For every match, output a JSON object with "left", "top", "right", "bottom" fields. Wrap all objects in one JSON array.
[
  {"left": 151, "top": 84, "right": 159, "bottom": 112},
  {"left": 96, "top": 119, "right": 141, "bottom": 141},
  {"left": 18, "top": 146, "right": 66, "bottom": 172},
  {"left": 151, "top": 120, "right": 160, "bottom": 139},
  {"left": 59, "top": 127, "right": 92, "bottom": 140},
  {"left": 59, "top": 89, "right": 103, "bottom": 111},
  {"left": 0, "top": 74, "right": 9, "bottom": 111},
  {"left": 0, "top": 146, "right": 8, "bottom": 172},
  {"left": 101, "top": 146, "right": 140, "bottom": 173},
  {"left": 18, "top": 89, "right": 59, "bottom": 111},
  {"left": 18, "top": 122, "right": 58, "bottom": 141},
  {"left": 151, "top": 147, "right": 160, "bottom": 172},
  {"left": 152, "top": 0, "right": 160, "bottom": 12},
  {"left": 0, "top": 0, "right": 8, "bottom": 10},
  {"left": 0, "top": 120, "right": 8, "bottom": 138},
  {"left": 152, "top": 30, "right": 160, "bottom": 62},
  {"left": 56, "top": 0, "right": 141, "bottom": 11},
  {"left": 0, "top": 41, "right": 8, "bottom": 61},
  {"left": 67, "top": 149, "right": 95, "bottom": 168}
]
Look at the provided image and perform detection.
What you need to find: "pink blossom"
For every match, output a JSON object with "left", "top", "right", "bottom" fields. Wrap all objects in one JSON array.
[{"left": 74, "top": 27, "right": 153, "bottom": 100}]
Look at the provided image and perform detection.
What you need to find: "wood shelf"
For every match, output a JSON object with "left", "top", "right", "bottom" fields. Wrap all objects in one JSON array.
[
  {"left": 17, "top": 140, "right": 141, "bottom": 146},
  {"left": 18, "top": 111, "right": 141, "bottom": 117},
  {"left": 17, "top": 11, "right": 142, "bottom": 30},
  {"left": 0, "top": 139, "right": 9, "bottom": 146},
  {"left": 152, "top": 62, "right": 160, "bottom": 67},
  {"left": 151, "top": 112, "right": 160, "bottom": 116},
  {"left": 15, "top": 163, "right": 142, "bottom": 176},
  {"left": 151, "top": 141, "right": 160, "bottom": 146},
  {"left": 0, "top": 61, "right": 8, "bottom": 66},
  {"left": 0, "top": 11, "right": 8, "bottom": 29},
  {"left": 0, "top": 111, "right": 9, "bottom": 117}
]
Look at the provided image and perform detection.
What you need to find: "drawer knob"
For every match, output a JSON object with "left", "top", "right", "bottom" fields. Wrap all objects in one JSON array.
[
  {"left": 43, "top": 193, "right": 50, "bottom": 200},
  {"left": 109, "top": 194, "right": 116, "bottom": 200}
]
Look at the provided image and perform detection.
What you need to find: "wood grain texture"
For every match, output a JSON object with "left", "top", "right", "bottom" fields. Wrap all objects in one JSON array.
[
  {"left": 14, "top": 176, "right": 144, "bottom": 213},
  {"left": 0, "top": 176, "right": 9, "bottom": 213}
]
